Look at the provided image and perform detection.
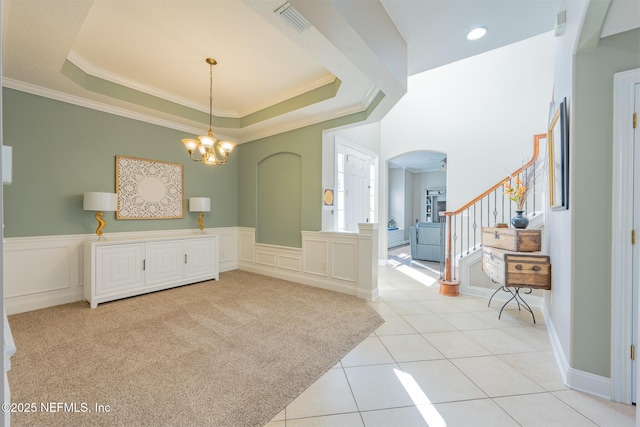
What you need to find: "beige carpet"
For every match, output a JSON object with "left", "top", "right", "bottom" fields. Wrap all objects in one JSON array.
[{"left": 8, "top": 270, "right": 384, "bottom": 427}]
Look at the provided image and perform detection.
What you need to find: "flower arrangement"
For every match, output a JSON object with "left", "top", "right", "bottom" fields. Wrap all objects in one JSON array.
[
  {"left": 504, "top": 177, "right": 527, "bottom": 210},
  {"left": 502, "top": 160, "right": 547, "bottom": 219}
]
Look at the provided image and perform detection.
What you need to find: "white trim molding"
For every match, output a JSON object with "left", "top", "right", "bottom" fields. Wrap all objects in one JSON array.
[
  {"left": 3, "top": 227, "right": 238, "bottom": 314},
  {"left": 544, "top": 297, "right": 611, "bottom": 400},
  {"left": 1, "top": 78, "right": 365, "bottom": 145},
  {"left": 611, "top": 67, "right": 640, "bottom": 404},
  {"left": 544, "top": 302, "right": 571, "bottom": 385},
  {"left": 238, "top": 225, "right": 379, "bottom": 300},
  {"left": 568, "top": 369, "right": 612, "bottom": 401}
]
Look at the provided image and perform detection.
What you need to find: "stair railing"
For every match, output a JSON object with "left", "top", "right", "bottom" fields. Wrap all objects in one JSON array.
[{"left": 439, "top": 133, "right": 547, "bottom": 285}]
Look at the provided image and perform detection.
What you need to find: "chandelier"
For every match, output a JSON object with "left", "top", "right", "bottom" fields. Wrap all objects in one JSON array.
[{"left": 181, "top": 58, "right": 235, "bottom": 165}]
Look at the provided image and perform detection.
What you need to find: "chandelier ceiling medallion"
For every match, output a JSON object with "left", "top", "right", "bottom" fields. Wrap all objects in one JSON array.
[{"left": 181, "top": 58, "right": 236, "bottom": 165}]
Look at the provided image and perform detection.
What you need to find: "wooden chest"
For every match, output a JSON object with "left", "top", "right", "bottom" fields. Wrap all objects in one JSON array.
[
  {"left": 482, "top": 246, "right": 551, "bottom": 290},
  {"left": 481, "top": 227, "right": 541, "bottom": 252}
]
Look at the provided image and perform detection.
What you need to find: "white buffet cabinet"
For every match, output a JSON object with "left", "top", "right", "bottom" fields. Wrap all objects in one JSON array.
[{"left": 84, "top": 235, "right": 219, "bottom": 308}]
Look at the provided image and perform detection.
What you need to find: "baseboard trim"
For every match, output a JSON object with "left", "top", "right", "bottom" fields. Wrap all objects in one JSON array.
[
  {"left": 238, "top": 262, "right": 359, "bottom": 297},
  {"left": 567, "top": 368, "right": 612, "bottom": 400},
  {"left": 543, "top": 302, "right": 570, "bottom": 385},
  {"left": 542, "top": 301, "right": 612, "bottom": 400},
  {"left": 359, "top": 287, "right": 379, "bottom": 300},
  {"left": 219, "top": 260, "right": 237, "bottom": 273},
  {"left": 6, "top": 290, "right": 84, "bottom": 315}
]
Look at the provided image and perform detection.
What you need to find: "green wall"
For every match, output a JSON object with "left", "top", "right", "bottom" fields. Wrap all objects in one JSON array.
[
  {"left": 257, "top": 153, "right": 302, "bottom": 247},
  {"left": 573, "top": 28, "right": 640, "bottom": 377},
  {"left": 2, "top": 88, "right": 238, "bottom": 237},
  {"left": 3, "top": 86, "right": 382, "bottom": 245},
  {"left": 238, "top": 93, "right": 384, "bottom": 248},
  {"left": 237, "top": 123, "right": 323, "bottom": 244}
]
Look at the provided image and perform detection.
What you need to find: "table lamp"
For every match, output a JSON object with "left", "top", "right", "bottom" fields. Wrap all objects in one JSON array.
[
  {"left": 83, "top": 192, "right": 118, "bottom": 239},
  {"left": 189, "top": 197, "right": 211, "bottom": 233}
]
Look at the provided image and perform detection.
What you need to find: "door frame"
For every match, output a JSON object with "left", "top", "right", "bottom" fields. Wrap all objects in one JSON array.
[
  {"left": 611, "top": 67, "right": 640, "bottom": 404},
  {"left": 334, "top": 136, "right": 378, "bottom": 232}
]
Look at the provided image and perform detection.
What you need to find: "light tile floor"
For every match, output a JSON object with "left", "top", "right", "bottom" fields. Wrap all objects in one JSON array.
[{"left": 266, "top": 258, "right": 635, "bottom": 427}]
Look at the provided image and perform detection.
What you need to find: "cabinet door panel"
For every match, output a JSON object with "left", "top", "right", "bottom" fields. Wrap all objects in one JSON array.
[
  {"left": 146, "top": 241, "right": 184, "bottom": 286},
  {"left": 184, "top": 238, "right": 217, "bottom": 279},
  {"left": 95, "top": 244, "right": 144, "bottom": 296}
]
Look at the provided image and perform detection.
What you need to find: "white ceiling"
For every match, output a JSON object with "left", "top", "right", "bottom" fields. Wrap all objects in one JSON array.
[
  {"left": 70, "top": 1, "right": 333, "bottom": 118},
  {"left": 2, "top": 0, "right": 611, "bottom": 146},
  {"left": 388, "top": 151, "right": 447, "bottom": 173},
  {"left": 380, "top": 0, "right": 560, "bottom": 75}
]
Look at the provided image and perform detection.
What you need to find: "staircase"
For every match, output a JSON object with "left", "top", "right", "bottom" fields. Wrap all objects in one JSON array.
[{"left": 438, "top": 133, "right": 547, "bottom": 296}]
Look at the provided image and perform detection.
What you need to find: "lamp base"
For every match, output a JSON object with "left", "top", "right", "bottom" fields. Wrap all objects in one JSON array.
[
  {"left": 95, "top": 211, "right": 106, "bottom": 237},
  {"left": 198, "top": 212, "right": 205, "bottom": 233}
]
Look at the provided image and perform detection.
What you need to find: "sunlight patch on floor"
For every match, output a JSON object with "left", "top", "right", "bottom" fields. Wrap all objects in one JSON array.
[
  {"left": 394, "top": 368, "right": 447, "bottom": 427},
  {"left": 396, "top": 265, "right": 438, "bottom": 287},
  {"left": 387, "top": 259, "right": 402, "bottom": 268},
  {"left": 409, "top": 260, "right": 440, "bottom": 275}
]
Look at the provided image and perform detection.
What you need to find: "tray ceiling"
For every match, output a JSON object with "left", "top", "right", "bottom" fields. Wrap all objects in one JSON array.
[{"left": 2, "top": 0, "right": 565, "bottom": 143}]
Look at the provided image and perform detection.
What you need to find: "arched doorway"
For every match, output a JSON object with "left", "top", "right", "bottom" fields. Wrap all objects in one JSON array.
[{"left": 386, "top": 150, "right": 447, "bottom": 269}]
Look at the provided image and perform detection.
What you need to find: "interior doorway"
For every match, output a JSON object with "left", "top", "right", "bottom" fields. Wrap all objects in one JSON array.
[
  {"left": 386, "top": 150, "right": 447, "bottom": 268},
  {"left": 612, "top": 68, "right": 640, "bottom": 405}
]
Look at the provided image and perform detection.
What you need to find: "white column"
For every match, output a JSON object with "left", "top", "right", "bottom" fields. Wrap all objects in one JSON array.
[{"left": 357, "top": 223, "right": 379, "bottom": 300}]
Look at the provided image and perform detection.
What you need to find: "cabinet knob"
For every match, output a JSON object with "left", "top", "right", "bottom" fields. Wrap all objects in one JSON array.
[
  {"left": 494, "top": 232, "right": 500, "bottom": 239},
  {"left": 515, "top": 264, "right": 523, "bottom": 270},
  {"left": 533, "top": 265, "right": 541, "bottom": 271}
]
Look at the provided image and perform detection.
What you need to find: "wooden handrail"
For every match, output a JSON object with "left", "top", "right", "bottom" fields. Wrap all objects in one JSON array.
[
  {"left": 442, "top": 133, "right": 546, "bottom": 218},
  {"left": 440, "top": 133, "right": 547, "bottom": 283}
]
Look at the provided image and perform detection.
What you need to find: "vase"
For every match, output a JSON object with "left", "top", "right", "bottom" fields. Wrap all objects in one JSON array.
[{"left": 511, "top": 210, "right": 529, "bottom": 229}]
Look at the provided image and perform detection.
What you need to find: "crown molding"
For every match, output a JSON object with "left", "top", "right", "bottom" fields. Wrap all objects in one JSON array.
[
  {"left": 67, "top": 50, "right": 337, "bottom": 119},
  {"left": 67, "top": 50, "right": 211, "bottom": 114},
  {"left": 235, "top": 75, "right": 338, "bottom": 118},
  {"left": 3, "top": 77, "right": 381, "bottom": 145},
  {"left": 2, "top": 78, "right": 235, "bottom": 142},
  {"left": 235, "top": 103, "right": 368, "bottom": 143}
]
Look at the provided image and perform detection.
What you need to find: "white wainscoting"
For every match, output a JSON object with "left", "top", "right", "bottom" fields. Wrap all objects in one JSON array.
[
  {"left": 238, "top": 224, "right": 379, "bottom": 300},
  {"left": 3, "top": 227, "right": 238, "bottom": 314},
  {"left": 6, "top": 225, "right": 380, "bottom": 313}
]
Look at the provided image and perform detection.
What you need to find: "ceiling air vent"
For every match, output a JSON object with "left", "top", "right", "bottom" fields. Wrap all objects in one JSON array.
[{"left": 274, "top": 2, "right": 311, "bottom": 32}]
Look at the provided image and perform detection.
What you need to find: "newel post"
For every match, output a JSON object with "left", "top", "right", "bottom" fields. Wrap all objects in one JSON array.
[
  {"left": 357, "top": 223, "right": 379, "bottom": 300},
  {"left": 438, "top": 213, "right": 459, "bottom": 296}
]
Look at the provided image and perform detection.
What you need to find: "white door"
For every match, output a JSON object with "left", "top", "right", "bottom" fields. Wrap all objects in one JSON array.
[
  {"left": 344, "top": 152, "right": 371, "bottom": 231},
  {"left": 336, "top": 139, "right": 377, "bottom": 232},
  {"left": 632, "top": 82, "right": 640, "bottom": 403}
]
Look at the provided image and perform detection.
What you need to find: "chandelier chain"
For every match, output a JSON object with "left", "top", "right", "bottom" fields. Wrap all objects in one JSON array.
[{"left": 209, "top": 61, "right": 213, "bottom": 132}]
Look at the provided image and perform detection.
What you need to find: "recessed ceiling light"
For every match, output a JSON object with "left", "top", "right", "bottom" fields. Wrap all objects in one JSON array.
[{"left": 467, "top": 27, "right": 487, "bottom": 40}]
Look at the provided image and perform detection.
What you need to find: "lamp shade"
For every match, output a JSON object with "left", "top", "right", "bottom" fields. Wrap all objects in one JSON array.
[
  {"left": 83, "top": 192, "right": 118, "bottom": 212},
  {"left": 189, "top": 197, "right": 211, "bottom": 212}
]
